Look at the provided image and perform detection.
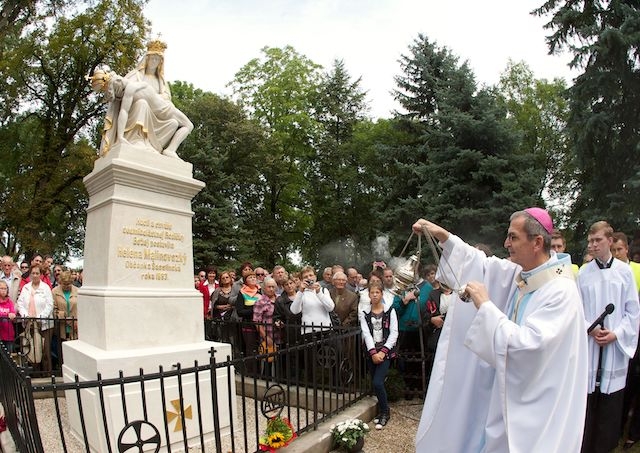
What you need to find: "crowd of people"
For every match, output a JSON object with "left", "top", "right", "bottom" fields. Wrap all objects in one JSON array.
[
  {"left": 194, "top": 259, "right": 455, "bottom": 430},
  {"left": 0, "top": 254, "right": 82, "bottom": 372}
]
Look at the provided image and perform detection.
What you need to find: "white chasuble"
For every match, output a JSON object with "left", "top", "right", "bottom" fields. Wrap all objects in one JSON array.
[{"left": 416, "top": 235, "right": 588, "bottom": 453}]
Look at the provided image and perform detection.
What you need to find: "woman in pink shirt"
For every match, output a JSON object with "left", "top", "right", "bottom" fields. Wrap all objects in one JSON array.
[{"left": 0, "top": 281, "right": 16, "bottom": 352}]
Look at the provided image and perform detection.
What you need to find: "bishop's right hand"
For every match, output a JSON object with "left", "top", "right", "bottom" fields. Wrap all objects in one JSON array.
[{"left": 412, "top": 219, "right": 450, "bottom": 243}]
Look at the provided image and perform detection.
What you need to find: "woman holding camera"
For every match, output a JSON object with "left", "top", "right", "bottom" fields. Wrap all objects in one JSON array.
[
  {"left": 290, "top": 266, "right": 335, "bottom": 336},
  {"left": 290, "top": 266, "right": 335, "bottom": 383}
]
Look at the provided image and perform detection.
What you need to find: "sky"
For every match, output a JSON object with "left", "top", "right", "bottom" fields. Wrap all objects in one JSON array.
[{"left": 143, "top": 0, "right": 579, "bottom": 119}]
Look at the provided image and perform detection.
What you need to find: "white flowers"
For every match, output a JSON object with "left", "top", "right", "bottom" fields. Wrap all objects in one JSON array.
[
  {"left": 334, "top": 419, "right": 367, "bottom": 432},
  {"left": 331, "top": 418, "right": 370, "bottom": 449}
]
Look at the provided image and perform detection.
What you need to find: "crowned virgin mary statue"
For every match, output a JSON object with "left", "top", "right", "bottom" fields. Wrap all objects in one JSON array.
[{"left": 96, "top": 40, "right": 192, "bottom": 159}]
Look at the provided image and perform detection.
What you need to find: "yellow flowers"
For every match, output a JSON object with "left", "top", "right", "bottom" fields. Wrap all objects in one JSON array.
[
  {"left": 259, "top": 416, "right": 297, "bottom": 451},
  {"left": 266, "top": 432, "right": 287, "bottom": 448}
]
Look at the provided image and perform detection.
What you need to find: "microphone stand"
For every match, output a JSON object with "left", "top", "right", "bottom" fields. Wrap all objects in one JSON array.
[
  {"left": 587, "top": 303, "right": 615, "bottom": 389},
  {"left": 594, "top": 320, "right": 605, "bottom": 389}
]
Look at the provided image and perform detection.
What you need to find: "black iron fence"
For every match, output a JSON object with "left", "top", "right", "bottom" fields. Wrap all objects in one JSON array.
[
  {"left": 0, "top": 321, "right": 371, "bottom": 453},
  {"left": 2, "top": 313, "right": 433, "bottom": 399},
  {"left": 1, "top": 316, "right": 75, "bottom": 379}
]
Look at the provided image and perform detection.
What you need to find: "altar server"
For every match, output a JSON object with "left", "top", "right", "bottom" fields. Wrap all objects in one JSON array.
[{"left": 578, "top": 221, "right": 639, "bottom": 453}]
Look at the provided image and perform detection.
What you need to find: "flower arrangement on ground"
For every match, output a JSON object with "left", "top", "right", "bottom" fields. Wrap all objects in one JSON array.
[
  {"left": 330, "top": 418, "right": 370, "bottom": 451},
  {"left": 259, "top": 415, "right": 296, "bottom": 451}
]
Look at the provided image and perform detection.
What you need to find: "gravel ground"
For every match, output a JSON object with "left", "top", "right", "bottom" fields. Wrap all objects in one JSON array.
[
  {"left": 329, "top": 398, "right": 422, "bottom": 453},
  {"left": 351, "top": 400, "right": 640, "bottom": 453},
  {"left": 330, "top": 398, "right": 640, "bottom": 453}
]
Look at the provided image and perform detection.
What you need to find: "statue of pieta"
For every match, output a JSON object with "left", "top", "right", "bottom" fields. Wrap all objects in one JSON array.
[{"left": 91, "top": 40, "right": 192, "bottom": 159}]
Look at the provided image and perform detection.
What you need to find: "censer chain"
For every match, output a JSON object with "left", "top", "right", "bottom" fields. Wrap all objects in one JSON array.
[{"left": 420, "top": 225, "right": 470, "bottom": 300}]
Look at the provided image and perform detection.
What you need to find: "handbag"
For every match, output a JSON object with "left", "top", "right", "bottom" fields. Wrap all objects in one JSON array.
[
  {"left": 329, "top": 310, "right": 341, "bottom": 328},
  {"left": 259, "top": 340, "right": 276, "bottom": 363},
  {"left": 224, "top": 307, "right": 241, "bottom": 323},
  {"left": 18, "top": 321, "right": 43, "bottom": 364}
]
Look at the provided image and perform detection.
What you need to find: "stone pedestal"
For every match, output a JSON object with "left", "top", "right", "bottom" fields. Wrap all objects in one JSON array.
[{"left": 63, "top": 144, "right": 233, "bottom": 452}]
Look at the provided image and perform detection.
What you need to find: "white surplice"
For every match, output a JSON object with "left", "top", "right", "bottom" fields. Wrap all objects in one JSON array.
[
  {"left": 578, "top": 259, "right": 640, "bottom": 394},
  {"left": 416, "top": 235, "right": 588, "bottom": 453}
]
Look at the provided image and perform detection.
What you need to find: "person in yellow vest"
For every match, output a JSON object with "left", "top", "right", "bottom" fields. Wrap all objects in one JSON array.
[
  {"left": 551, "top": 229, "right": 580, "bottom": 276},
  {"left": 613, "top": 232, "right": 640, "bottom": 449},
  {"left": 612, "top": 232, "right": 640, "bottom": 293}
]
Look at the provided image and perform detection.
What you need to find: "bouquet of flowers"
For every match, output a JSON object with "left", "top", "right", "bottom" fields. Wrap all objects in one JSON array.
[
  {"left": 330, "top": 418, "right": 370, "bottom": 451},
  {"left": 259, "top": 416, "right": 296, "bottom": 451}
]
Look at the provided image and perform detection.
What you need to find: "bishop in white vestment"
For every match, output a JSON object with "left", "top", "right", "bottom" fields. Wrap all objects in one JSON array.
[{"left": 414, "top": 209, "right": 588, "bottom": 453}]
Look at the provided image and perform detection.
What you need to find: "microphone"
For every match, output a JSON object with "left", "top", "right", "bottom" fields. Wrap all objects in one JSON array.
[{"left": 587, "top": 303, "right": 615, "bottom": 334}]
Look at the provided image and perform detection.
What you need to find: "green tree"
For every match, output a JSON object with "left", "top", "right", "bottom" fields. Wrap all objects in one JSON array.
[
  {"left": 0, "top": 0, "right": 148, "bottom": 260},
  {"left": 228, "top": 46, "right": 323, "bottom": 268},
  {"left": 303, "top": 59, "right": 372, "bottom": 267},
  {"left": 348, "top": 118, "right": 420, "bottom": 265},
  {"left": 368, "top": 117, "right": 432, "bottom": 256},
  {"left": 495, "top": 61, "right": 574, "bottom": 221},
  {"left": 387, "top": 34, "right": 541, "bottom": 253},
  {"left": 313, "top": 59, "right": 369, "bottom": 146},
  {"left": 535, "top": 1, "right": 640, "bottom": 234},
  {"left": 0, "top": 1, "right": 66, "bottom": 51},
  {"left": 171, "top": 81, "right": 265, "bottom": 271}
]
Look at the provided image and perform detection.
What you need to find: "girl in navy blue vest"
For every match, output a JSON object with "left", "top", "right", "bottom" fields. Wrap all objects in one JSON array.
[{"left": 360, "top": 280, "right": 399, "bottom": 429}]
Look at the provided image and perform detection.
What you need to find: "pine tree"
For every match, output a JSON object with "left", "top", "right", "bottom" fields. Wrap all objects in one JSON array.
[
  {"left": 303, "top": 60, "right": 372, "bottom": 267},
  {"left": 386, "top": 34, "right": 541, "bottom": 252}
]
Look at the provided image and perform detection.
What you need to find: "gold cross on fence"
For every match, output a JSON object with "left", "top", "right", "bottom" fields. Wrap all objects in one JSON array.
[{"left": 166, "top": 399, "right": 193, "bottom": 432}]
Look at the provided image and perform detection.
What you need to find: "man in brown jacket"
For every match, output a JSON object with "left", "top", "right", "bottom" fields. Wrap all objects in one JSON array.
[{"left": 329, "top": 271, "right": 359, "bottom": 327}]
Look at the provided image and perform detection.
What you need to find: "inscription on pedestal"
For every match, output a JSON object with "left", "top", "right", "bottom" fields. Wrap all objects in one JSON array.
[{"left": 117, "top": 218, "right": 187, "bottom": 281}]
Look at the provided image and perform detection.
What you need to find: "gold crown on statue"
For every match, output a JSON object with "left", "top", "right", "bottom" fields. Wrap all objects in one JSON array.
[
  {"left": 86, "top": 67, "right": 111, "bottom": 88},
  {"left": 146, "top": 39, "right": 167, "bottom": 55}
]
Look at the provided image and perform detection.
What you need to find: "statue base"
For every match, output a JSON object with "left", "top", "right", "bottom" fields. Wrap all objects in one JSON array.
[
  {"left": 63, "top": 144, "right": 234, "bottom": 452},
  {"left": 62, "top": 341, "right": 234, "bottom": 452}
]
